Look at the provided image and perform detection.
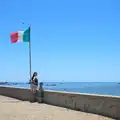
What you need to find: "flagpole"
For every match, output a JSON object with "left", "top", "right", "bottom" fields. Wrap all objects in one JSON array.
[
  {"left": 29, "top": 25, "right": 32, "bottom": 82},
  {"left": 20, "top": 21, "right": 32, "bottom": 83}
]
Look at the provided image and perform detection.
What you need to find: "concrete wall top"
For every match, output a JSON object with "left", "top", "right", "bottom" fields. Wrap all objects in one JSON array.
[
  {"left": 0, "top": 86, "right": 29, "bottom": 90},
  {"left": 1, "top": 86, "right": 120, "bottom": 99}
]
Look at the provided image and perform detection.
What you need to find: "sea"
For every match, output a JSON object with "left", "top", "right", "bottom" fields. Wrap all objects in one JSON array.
[{"left": 0, "top": 82, "right": 120, "bottom": 96}]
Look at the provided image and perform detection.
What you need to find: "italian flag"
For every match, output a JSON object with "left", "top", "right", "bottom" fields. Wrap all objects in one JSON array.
[{"left": 10, "top": 27, "right": 30, "bottom": 43}]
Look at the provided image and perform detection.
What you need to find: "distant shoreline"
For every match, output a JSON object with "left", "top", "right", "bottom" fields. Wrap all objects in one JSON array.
[{"left": 0, "top": 82, "right": 8, "bottom": 85}]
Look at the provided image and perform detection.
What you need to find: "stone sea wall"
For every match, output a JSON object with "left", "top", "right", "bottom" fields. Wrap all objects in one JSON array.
[{"left": 0, "top": 86, "right": 119, "bottom": 119}]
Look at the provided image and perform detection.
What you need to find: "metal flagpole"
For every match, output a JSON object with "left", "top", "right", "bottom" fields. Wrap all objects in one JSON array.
[
  {"left": 20, "top": 21, "right": 32, "bottom": 83},
  {"left": 28, "top": 25, "right": 32, "bottom": 82}
]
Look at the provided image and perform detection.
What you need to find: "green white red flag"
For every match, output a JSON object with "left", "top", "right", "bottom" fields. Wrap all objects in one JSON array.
[{"left": 10, "top": 27, "right": 30, "bottom": 43}]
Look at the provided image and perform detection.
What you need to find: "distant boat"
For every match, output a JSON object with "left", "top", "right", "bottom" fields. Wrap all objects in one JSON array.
[
  {"left": 46, "top": 84, "right": 56, "bottom": 86},
  {"left": 26, "top": 82, "right": 30, "bottom": 84},
  {"left": 26, "top": 80, "right": 31, "bottom": 84},
  {"left": 13, "top": 83, "right": 17, "bottom": 85},
  {"left": 60, "top": 80, "right": 65, "bottom": 84}
]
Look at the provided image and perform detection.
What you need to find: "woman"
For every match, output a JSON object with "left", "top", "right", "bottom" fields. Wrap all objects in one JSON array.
[{"left": 31, "top": 72, "right": 38, "bottom": 93}]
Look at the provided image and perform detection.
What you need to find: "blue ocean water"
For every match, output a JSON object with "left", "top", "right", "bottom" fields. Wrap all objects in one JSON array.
[{"left": 0, "top": 82, "right": 120, "bottom": 96}]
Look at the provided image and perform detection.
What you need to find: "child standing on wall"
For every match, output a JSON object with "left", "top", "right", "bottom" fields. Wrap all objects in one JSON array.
[{"left": 30, "top": 72, "right": 38, "bottom": 93}]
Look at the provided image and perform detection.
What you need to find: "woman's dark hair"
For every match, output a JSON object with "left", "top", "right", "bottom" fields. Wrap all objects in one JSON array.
[{"left": 31, "top": 72, "right": 37, "bottom": 80}]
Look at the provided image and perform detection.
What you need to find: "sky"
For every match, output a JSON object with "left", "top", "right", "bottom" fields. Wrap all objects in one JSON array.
[{"left": 0, "top": 0, "right": 120, "bottom": 82}]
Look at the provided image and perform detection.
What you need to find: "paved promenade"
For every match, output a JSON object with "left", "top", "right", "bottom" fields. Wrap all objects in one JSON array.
[{"left": 0, "top": 95, "right": 114, "bottom": 120}]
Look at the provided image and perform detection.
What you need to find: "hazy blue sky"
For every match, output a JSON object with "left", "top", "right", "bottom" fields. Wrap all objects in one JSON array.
[{"left": 0, "top": 0, "right": 120, "bottom": 82}]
